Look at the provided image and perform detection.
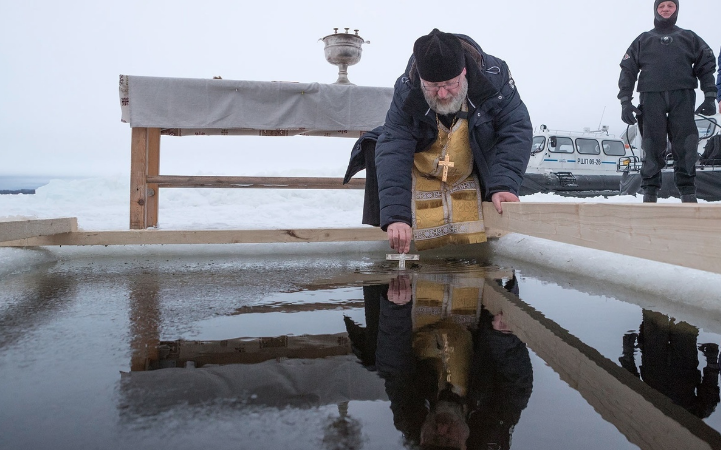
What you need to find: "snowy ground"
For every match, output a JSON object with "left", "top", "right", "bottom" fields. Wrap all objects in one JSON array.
[
  {"left": 0, "top": 173, "right": 711, "bottom": 231},
  {"left": 1, "top": 173, "right": 720, "bottom": 310}
]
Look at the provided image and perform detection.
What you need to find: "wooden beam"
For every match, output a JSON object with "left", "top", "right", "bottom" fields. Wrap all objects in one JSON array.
[
  {"left": 0, "top": 227, "right": 388, "bottom": 247},
  {"left": 145, "top": 175, "right": 366, "bottom": 189},
  {"left": 130, "top": 127, "right": 149, "bottom": 229},
  {"left": 158, "top": 334, "right": 352, "bottom": 367},
  {"left": 146, "top": 128, "right": 161, "bottom": 228},
  {"left": 482, "top": 282, "right": 721, "bottom": 450},
  {"left": 0, "top": 217, "right": 78, "bottom": 242},
  {"left": 482, "top": 202, "right": 721, "bottom": 274}
]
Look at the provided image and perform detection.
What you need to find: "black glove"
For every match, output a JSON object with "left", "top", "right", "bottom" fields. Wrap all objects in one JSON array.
[
  {"left": 621, "top": 102, "right": 641, "bottom": 125},
  {"left": 695, "top": 96, "right": 716, "bottom": 116}
]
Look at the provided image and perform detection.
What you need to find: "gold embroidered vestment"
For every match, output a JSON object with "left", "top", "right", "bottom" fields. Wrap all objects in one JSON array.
[{"left": 411, "top": 114, "right": 486, "bottom": 251}]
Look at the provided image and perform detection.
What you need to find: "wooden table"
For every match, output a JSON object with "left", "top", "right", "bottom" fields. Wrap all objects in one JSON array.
[{"left": 120, "top": 75, "right": 393, "bottom": 229}]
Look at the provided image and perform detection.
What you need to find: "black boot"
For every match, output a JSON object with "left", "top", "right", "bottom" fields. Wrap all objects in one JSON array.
[
  {"left": 619, "top": 333, "right": 640, "bottom": 377},
  {"left": 681, "top": 194, "right": 698, "bottom": 203},
  {"left": 643, "top": 193, "right": 657, "bottom": 203}
]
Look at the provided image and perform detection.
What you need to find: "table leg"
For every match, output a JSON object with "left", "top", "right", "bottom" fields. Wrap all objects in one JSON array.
[
  {"left": 146, "top": 128, "right": 161, "bottom": 228},
  {"left": 130, "top": 127, "right": 148, "bottom": 229}
]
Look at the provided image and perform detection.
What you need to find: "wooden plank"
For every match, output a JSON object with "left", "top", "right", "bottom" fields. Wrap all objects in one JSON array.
[
  {"left": 145, "top": 175, "right": 366, "bottom": 189},
  {"left": 482, "top": 202, "right": 721, "bottom": 274},
  {"left": 298, "top": 268, "right": 512, "bottom": 292},
  {"left": 482, "top": 282, "right": 721, "bottom": 450},
  {"left": 146, "top": 128, "right": 161, "bottom": 228},
  {"left": 0, "top": 227, "right": 388, "bottom": 247},
  {"left": 0, "top": 217, "right": 78, "bottom": 242},
  {"left": 129, "top": 127, "right": 149, "bottom": 229}
]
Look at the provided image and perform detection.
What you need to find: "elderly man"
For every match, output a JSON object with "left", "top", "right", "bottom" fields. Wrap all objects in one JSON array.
[
  {"left": 346, "top": 29, "right": 532, "bottom": 253},
  {"left": 618, "top": 0, "right": 717, "bottom": 203}
]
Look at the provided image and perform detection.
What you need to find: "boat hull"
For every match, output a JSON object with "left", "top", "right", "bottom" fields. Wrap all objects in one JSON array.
[{"left": 520, "top": 172, "right": 623, "bottom": 197}]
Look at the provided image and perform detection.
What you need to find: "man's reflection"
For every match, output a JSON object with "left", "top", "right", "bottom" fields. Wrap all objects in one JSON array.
[
  {"left": 344, "top": 274, "right": 532, "bottom": 450},
  {"left": 619, "top": 309, "right": 720, "bottom": 419}
]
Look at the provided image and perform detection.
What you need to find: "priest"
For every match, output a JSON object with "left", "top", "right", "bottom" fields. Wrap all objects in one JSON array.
[{"left": 345, "top": 29, "right": 532, "bottom": 253}]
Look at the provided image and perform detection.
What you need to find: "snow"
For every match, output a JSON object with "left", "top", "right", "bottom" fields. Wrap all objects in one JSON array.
[
  {"left": 0, "top": 172, "right": 709, "bottom": 231},
  {"left": 1, "top": 173, "right": 720, "bottom": 308}
]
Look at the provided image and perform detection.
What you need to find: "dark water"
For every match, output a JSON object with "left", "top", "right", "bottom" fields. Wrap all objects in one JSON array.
[
  {"left": 1, "top": 248, "right": 720, "bottom": 450},
  {"left": 0, "top": 175, "right": 53, "bottom": 193},
  {"left": 0, "top": 175, "right": 83, "bottom": 193}
]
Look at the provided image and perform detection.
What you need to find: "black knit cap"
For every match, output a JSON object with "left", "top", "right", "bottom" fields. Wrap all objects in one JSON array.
[{"left": 413, "top": 29, "right": 465, "bottom": 82}]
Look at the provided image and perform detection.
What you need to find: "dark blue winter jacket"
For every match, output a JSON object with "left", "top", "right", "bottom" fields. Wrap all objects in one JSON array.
[
  {"left": 373, "top": 34, "right": 532, "bottom": 230},
  {"left": 717, "top": 48, "right": 721, "bottom": 103}
]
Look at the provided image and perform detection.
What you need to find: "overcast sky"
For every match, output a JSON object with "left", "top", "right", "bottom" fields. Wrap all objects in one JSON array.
[{"left": 1, "top": 0, "right": 719, "bottom": 177}]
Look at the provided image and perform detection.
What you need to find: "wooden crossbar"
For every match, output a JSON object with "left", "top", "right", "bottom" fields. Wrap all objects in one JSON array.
[
  {"left": 4, "top": 203, "right": 720, "bottom": 276},
  {"left": 481, "top": 202, "right": 721, "bottom": 275},
  {"left": 0, "top": 217, "right": 77, "bottom": 243},
  {"left": 146, "top": 175, "right": 365, "bottom": 189},
  {"left": 0, "top": 227, "right": 387, "bottom": 247}
]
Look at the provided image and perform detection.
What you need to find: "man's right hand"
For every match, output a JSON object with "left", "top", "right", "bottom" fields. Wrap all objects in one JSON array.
[
  {"left": 621, "top": 102, "right": 641, "bottom": 125},
  {"left": 387, "top": 222, "right": 412, "bottom": 254},
  {"left": 388, "top": 275, "right": 412, "bottom": 305}
]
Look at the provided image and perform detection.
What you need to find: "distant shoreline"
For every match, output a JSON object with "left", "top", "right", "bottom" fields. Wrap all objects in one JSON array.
[
  {"left": 0, "top": 189, "right": 36, "bottom": 195},
  {"left": 0, "top": 175, "right": 83, "bottom": 193}
]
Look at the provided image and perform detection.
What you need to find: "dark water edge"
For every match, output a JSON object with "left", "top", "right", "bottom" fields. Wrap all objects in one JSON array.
[
  {"left": 0, "top": 188, "right": 36, "bottom": 195},
  {"left": 0, "top": 175, "right": 50, "bottom": 192},
  {"left": 0, "top": 175, "right": 77, "bottom": 194}
]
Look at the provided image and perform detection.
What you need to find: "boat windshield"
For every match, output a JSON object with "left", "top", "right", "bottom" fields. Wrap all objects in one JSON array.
[
  {"left": 696, "top": 117, "right": 718, "bottom": 139},
  {"left": 532, "top": 136, "right": 545, "bottom": 154},
  {"left": 548, "top": 136, "right": 574, "bottom": 153},
  {"left": 602, "top": 140, "right": 626, "bottom": 156},
  {"left": 576, "top": 138, "right": 600, "bottom": 155}
]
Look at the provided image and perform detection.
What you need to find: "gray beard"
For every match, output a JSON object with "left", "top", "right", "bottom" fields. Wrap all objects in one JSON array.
[{"left": 424, "top": 77, "right": 469, "bottom": 115}]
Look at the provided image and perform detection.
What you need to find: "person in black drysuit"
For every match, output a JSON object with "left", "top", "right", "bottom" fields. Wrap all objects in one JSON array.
[
  {"left": 619, "top": 309, "right": 720, "bottom": 419},
  {"left": 617, "top": 0, "right": 717, "bottom": 203}
]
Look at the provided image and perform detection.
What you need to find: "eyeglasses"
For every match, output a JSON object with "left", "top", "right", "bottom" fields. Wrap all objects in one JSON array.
[{"left": 421, "top": 79, "right": 461, "bottom": 93}]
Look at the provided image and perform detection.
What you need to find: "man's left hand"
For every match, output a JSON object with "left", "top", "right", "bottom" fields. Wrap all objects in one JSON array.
[
  {"left": 491, "top": 191, "right": 520, "bottom": 214},
  {"left": 695, "top": 97, "right": 716, "bottom": 116}
]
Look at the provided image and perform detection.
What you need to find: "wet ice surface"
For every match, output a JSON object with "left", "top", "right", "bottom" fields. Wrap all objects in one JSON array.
[{"left": 1, "top": 244, "right": 720, "bottom": 450}]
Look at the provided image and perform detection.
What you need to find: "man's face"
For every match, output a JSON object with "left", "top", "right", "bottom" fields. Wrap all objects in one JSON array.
[
  {"left": 419, "top": 400, "right": 469, "bottom": 450},
  {"left": 421, "top": 68, "right": 468, "bottom": 116},
  {"left": 657, "top": 1, "right": 676, "bottom": 18}
]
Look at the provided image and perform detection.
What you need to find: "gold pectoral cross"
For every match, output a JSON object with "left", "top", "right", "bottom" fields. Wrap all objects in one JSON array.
[{"left": 438, "top": 154, "right": 454, "bottom": 182}]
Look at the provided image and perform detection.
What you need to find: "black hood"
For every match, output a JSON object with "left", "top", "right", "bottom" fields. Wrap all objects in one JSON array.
[{"left": 654, "top": 0, "right": 678, "bottom": 30}]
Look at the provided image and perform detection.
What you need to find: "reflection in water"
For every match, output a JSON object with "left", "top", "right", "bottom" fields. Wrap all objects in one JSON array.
[
  {"left": 129, "top": 274, "right": 161, "bottom": 371},
  {"left": 114, "top": 260, "right": 721, "bottom": 449},
  {"left": 120, "top": 279, "right": 384, "bottom": 449},
  {"left": 0, "top": 272, "right": 76, "bottom": 349},
  {"left": 344, "top": 272, "right": 532, "bottom": 450},
  {"left": 620, "top": 309, "right": 720, "bottom": 418},
  {"left": 322, "top": 402, "right": 363, "bottom": 450}
]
